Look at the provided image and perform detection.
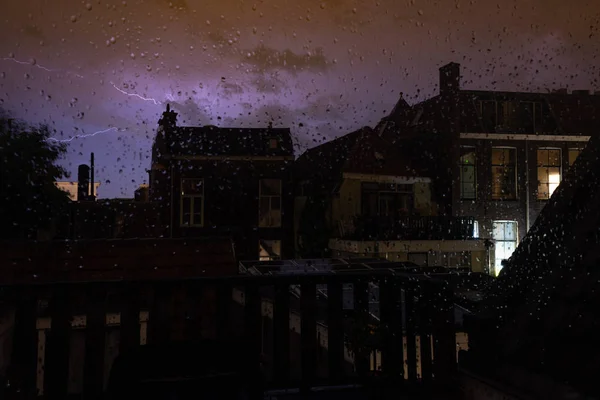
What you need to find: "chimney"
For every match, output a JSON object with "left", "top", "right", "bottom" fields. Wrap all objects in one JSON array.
[
  {"left": 77, "top": 164, "right": 90, "bottom": 201},
  {"left": 158, "top": 103, "right": 178, "bottom": 129},
  {"left": 439, "top": 62, "right": 460, "bottom": 95},
  {"left": 90, "top": 152, "right": 95, "bottom": 200}
]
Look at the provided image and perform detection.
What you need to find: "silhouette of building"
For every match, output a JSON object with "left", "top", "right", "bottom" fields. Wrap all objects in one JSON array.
[
  {"left": 294, "top": 126, "right": 492, "bottom": 271},
  {"left": 382, "top": 62, "right": 600, "bottom": 275},
  {"left": 149, "top": 104, "right": 295, "bottom": 261}
]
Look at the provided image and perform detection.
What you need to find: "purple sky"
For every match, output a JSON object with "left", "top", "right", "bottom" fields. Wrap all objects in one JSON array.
[{"left": 1, "top": 0, "right": 600, "bottom": 197}]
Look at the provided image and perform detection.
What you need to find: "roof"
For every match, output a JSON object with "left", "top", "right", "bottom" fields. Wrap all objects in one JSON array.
[
  {"left": 167, "top": 126, "right": 294, "bottom": 157},
  {"left": 0, "top": 237, "right": 237, "bottom": 283},
  {"left": 294, "top": 126, "right": 428, "bottom": 184},
  {"left": 239, "top": 258, "right": 491, "bottom": 325}
]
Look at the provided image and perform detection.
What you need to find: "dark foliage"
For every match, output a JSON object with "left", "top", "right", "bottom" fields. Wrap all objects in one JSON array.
[{"left": 0, "top": 114, "right": 70, "bottom": 240}]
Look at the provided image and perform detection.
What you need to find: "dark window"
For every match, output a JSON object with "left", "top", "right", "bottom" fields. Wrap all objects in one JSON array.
[
  {"left": 180, "top": 178, "right": 204, "bottom": 227},
  {"left": 459, "top": 146, "right": 476, "bottom": 200},
  {"left": 480, "top": 100, "right": 497, "bottom": 131},
  {"left": 491, "top": 148, "right": 517, "bottom": 200},
  {"left": 259, "top": 179, "right": 282, "bottom": 227},
  {"left": 361, "top": 182, "right": 414, "bottom": 217}
]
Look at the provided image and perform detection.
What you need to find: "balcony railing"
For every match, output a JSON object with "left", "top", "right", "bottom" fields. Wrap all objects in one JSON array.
[
  {"left": 2, "top": 272, "right": 457, "bottom": 398},
  {"left": 339, "top": 216, "right": 476, "bottom": 241}
]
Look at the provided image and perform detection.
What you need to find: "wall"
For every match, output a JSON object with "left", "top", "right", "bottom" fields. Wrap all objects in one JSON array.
[
  {"left": 455, "top": 136, "right": 589, "bottom": 242},
  {"left": 330, "top": 177, "right": 434, "bottom": 229},
  {"left": 329, "top": 239, "right": 490, "bottom": 271},
  {"left": 167, "top": 159, "right": 295, "bottom": 260},
  {"left": 331, "top": 178, "right": 361, "bottom": 225}
]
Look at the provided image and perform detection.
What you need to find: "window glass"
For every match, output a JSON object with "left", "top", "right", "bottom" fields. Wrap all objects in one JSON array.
[
  {"left": 492, "top": 221, "right": 518, "bottom": 275},
  {"left": 537, "top": 148, "right": 561, "bottom": 200},
  {"left": 259, "top": 179, "right": 282, "bottom": 227},
  {"left": 460, "top": 146, "right": 476, "bottom": 200},
  {"left": 491, "top": 148, "right": 517, "bottom": 200}
]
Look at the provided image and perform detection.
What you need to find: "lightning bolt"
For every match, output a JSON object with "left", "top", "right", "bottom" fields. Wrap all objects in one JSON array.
[
  {"left": 110, "top": 82, "right": 162, "bottom": 105},
  {"left": 1, "top": 57, "right": 84, "bottom": 78},
  {"left": 47, "top": 127, "right": 126, "bottom": 143}
]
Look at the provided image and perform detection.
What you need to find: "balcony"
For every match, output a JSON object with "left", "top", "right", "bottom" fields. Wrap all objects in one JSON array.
[
  {"left": 339, "top": 216, "right": 476, "bottom": 241},
  {"left": 1, "top": 272, "right": 459, "bottom": 399}
]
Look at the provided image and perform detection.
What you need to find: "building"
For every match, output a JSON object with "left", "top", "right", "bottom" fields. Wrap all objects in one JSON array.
[
  {"left": 462, "top": 132, "right": 600, "bottom": 399},
  {"left": 54, "top": 181, "right": 100, "bottom": 201},
  {"left": 149, "top": 105, "right": 295, "bottom": 261},
  {"left": 381, "top": 62, "right": 600, "bottom": 275},
  {"left": 294, "top": 126, "right": 491, "bottom": 271}
]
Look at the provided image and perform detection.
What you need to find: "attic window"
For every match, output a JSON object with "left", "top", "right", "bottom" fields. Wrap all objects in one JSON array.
[
  {"left": 411, "top": 108, "right": 424, "bottom": 126},
  {"left": 268, "top": 138, "right": 279, "bottom": 149}
]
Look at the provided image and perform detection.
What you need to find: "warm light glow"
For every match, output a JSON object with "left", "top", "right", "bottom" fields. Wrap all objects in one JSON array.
[{"left": 548, "top": 172, "right": 560, "bottom": 196}]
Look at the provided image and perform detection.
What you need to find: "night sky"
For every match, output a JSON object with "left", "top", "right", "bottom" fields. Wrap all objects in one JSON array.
[{"left": 1, "top": 0, "right": 599, "bottom": 197}]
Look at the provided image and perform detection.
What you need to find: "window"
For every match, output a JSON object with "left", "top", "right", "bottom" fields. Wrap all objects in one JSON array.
[
  {"left": 259, "top": 179, "right": 282, "bottom": 227},
  {"left": 408, "top": 252, "right": 428, "bottom": 266},
  {"left": 259, "top": 239, "right": 281, "bottom": 261},
  {"left": 537, "top": 148, "right": 561, "bottom": 200},
  {"left": 268, "top": 138, "right": 279, "bottom": 149},
  {"left": 180, "top": 178, "right": 204, "bottom": 227},
  {"left": 479, "top": 100, "right": 542, "bottom": 133},
  {"left": 480, "top": 100, "right": 497, "bottom": 131},
  {"left": 473, "top": 220, "right": 480, "bottom": 239},
  {"left": 491, "top": 148, "right": 517, "bottom": 200},
  {"left": 568, "top": 148, "right": 583, "bottom": 166},
  {"left": 492, "top": 221, "right": 518, "bottom": 276},
  {"left": 459, "top": 146, "right": 476, "bottom": 200},
  {"left": 361, "top": 182, "right": 414, "bottom": 217}
]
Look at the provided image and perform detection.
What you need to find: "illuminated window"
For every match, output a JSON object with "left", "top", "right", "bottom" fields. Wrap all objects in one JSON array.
[
  {"left": 491, "top": 148, "right": 517, "bottom": 200},
  {"left": 180, "top": 178, "right": 204, "bottom": 227},
  {"left": 459, "top": 146, "right": 476, "bottom": 200},
  {"left": 268, "top": 138, "right": 279, "bottom": 149},
  {"left": 492, "top": 221, "right": 517, "bottom": 276},
  {"left": 259, "top": 239, "right": 281, "bottom": 261},
  {"left": 259, "top": 179, "right": 282, "bottom": 227},
  {"left": 568, "top": 148, "right": 583, "bottom": 166},
  {"left": 537, "top": 148, "right": 561, "bottom": 200}
]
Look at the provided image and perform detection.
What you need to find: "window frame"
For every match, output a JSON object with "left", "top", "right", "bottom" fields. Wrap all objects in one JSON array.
[
  {"left": 536, "top": 147, "right": 562, "bottom": 200},
  {"left": 491, "top": 147, "right": 518, "bottom": 200},
  {"left": 259, "top": 239, "right": 282, "bottom": 261},
  {"left": 492, "top": 220, "right": 518, "bottom": 276},
  {"left": 258, "top": 179, "right": 282, "bottom": 228},
  {"left": 459, "top": 146, "right": 477, "bottom": 200},
  {"left": 180, "top": 178, "right": 204, "bottom": 227}
]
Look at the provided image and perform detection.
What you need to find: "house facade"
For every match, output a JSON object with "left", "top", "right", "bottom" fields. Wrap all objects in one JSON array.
[
  {"left": 149, "top": 105, "right": 295, "bottom": 261},
  {"left": 295, "top": 126, "right": 491, "bottom": 271},
  {"left": 381, "top": 62, "right": 600, "bottom": 275}
]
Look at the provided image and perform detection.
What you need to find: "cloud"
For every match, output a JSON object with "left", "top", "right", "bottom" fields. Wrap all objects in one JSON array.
[
  {"left": 250, "top": 72, "right": 287, "bottom": 94},
  {"left": 22, "top": 25, "right": 45, "bottom": 40},
  {"left": 243, "top": 44, "right": 331, "bottom": 74}
]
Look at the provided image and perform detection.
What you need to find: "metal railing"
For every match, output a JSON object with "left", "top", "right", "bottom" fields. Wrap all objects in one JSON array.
[{"left": 340, "top": 216, "right": 476, "bottom": 241}]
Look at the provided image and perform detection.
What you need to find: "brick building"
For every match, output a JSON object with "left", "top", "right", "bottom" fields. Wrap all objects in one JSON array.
[
  {"left": 149, "top": 105, "right": 295, "bottom": 261},
  {"left": 380, "top": 62, "right": 600, "bottom": 274}
]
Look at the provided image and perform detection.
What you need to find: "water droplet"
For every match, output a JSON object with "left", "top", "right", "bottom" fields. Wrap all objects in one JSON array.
[
  {"left": 70, "top": 15, "right": 78, "bottom": 22},
  {"left": 146, "top": 64, "right": 152, "bottom": 71},
  {"left": 320, "top": 2, "right": 326, "bottom": 9},
  {"left": 86, "top": 3, "right": 92, "bottom": 10}
]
